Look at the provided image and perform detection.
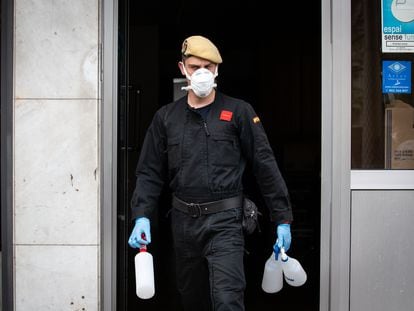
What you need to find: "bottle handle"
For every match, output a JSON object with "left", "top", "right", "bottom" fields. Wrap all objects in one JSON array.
[{"left": 280, "top": 247, "right": 288, "bottom": 261}]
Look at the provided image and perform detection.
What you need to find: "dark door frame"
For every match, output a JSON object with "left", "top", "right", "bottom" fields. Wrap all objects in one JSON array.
[
  {"left": 100, "top": 1, "right": 353, "bottom": 311},
  {"left": 1, "top": 0, "right": 15, "bottom": 310},
  {"left": 102, "top": 0, "right": 119, "bottom": 310}
]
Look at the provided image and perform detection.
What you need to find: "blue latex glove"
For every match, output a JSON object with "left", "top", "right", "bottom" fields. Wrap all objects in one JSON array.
[
  {"left": 273, "top": 224, "right": 291, "bottom": 259},
  {"left": 128, "top": 217, "right": 151, "bottom": 248}
]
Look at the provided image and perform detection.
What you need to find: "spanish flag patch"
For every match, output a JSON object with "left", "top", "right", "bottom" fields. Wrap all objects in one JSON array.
[
  {"left": 253, "top": 116, "right": 260, "bottom": 123},
  {"left": 220, "top": 110, "right": 233, "bottom": 121}
]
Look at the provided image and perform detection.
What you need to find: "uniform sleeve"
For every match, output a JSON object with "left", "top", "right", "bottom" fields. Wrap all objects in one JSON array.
[
  {"left": 130, "top": 108, "right": 167, "bottom": 221},
  {"left": 238, "top": 103, "right": 293, "bottom": 224}
]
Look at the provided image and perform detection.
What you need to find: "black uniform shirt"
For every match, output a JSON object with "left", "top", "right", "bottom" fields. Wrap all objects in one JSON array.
[
  {"left": 194, "top": 104, "right": 211, "bottom": 120},
  {"left": 131, "top": 92, "right": 293, "bottom": 224}
]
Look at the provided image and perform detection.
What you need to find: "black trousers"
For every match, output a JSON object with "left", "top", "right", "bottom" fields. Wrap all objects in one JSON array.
[{"left": 171, "top": 207, "right": 246, "bottom": 311}]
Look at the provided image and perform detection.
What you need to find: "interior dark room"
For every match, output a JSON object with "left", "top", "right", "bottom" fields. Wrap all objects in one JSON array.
[{"left": 117, "top": 1, "right": 321, "bottom": 310}]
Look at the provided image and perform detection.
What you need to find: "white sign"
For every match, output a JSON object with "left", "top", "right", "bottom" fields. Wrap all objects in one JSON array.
[{"left": 382, "top": 0, "right": 414, "bottom": 53}]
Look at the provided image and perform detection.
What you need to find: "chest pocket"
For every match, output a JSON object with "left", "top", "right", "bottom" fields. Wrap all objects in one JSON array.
[
  {"left": 210, "top": 134, "right": 240, "bottom": 166},
  {"left": 167, "top": 138, "right": 181, "bottom": 169}
]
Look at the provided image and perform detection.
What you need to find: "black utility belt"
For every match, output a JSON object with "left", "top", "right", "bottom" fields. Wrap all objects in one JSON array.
[{"left": 172, "top": 194, "right": 243, "bottom": 218}]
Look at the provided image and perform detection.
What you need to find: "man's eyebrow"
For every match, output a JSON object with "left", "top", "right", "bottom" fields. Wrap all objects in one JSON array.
[{"left": 188, "top": 63, "right": 213, "bottom": 68}]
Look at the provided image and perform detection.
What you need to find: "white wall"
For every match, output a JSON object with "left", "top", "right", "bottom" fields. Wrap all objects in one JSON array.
[
  {"left": 14, "top": 0, "right": 100, "bottom": 309},
  {"left": 350, "top": 190, "right": 414, "bottom": 311}
]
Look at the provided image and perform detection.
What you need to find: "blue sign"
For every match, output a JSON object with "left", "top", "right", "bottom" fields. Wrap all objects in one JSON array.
[{"left": 382, "top": 60, "right": 411, "bottom": 93}]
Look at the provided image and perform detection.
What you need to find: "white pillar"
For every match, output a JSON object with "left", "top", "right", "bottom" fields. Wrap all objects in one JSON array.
[{"left": 14, "top": 1, "right": 101, "bottom": 309}]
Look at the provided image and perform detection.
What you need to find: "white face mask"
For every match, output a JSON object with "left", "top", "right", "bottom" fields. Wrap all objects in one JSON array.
[{"left": 181, "top": 65, "right": 218, "bottom": 98}]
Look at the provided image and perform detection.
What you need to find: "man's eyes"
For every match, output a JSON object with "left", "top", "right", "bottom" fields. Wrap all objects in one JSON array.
[{"left": 189, "top": 65, "right": 214, "bottom": 70}]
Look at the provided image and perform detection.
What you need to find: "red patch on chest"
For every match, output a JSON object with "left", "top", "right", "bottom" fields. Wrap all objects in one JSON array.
[{"left": 220, "top": 110, "right": 233, "bottom": 121}]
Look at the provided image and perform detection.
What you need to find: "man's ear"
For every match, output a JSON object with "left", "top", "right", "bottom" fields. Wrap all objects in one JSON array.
[{"left": 178, "top": 61, "right": 186, "bottom": 76}]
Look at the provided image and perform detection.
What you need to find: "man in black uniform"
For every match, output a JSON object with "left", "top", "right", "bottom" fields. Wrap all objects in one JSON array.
[{"left": 128, "top": 35, "right": 293, "bottom": 311}]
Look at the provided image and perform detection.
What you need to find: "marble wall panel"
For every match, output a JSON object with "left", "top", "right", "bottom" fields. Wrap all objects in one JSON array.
[
  {"left": 15, "top": 0, "right": 99, "bottom": 99},
  {"left": 15, "top": 245, "right": 99, "bottom": 310},
  {"left": 15, "top": 99, "right": 98, "bottom": 245}
]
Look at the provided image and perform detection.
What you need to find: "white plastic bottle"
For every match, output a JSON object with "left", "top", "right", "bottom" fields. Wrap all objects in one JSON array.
[
  {"left": 261, "top": 252, "right": 284, "bottom": 293},
  {"left": 135, "top": 244, "right": 155, "bottom": 299},
  {"left": 280, "top": 247, "right": 307, "bottom": 287}
]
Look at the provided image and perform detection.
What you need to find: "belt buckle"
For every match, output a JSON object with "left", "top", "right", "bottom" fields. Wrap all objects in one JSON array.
[{"left": 187, "top": 203, "right": 201, "bottom": 218}]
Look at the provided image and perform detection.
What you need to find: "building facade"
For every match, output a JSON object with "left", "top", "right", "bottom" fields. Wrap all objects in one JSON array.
[{"left": 1, "top": 0, "right": 414, "bottom": 310}]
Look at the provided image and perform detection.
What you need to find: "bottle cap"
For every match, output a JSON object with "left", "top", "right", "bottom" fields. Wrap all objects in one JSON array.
[{"left": 140, "top": 233, "right": 148, "bottom": 252}]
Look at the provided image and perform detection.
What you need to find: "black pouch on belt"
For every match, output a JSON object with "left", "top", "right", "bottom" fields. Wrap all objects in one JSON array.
[{"left": 242, "top": 197, "right": 262, "bottom": 235}]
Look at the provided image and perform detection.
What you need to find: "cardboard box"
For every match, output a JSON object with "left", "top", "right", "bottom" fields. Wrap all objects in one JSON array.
[{"left": 385, "top": 100, "right": 414, "bottom": 169}]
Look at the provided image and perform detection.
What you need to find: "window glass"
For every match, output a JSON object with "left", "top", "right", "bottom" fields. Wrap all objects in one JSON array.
[{"left": 352, "top": 0, "right": 414, "bottom": 169}]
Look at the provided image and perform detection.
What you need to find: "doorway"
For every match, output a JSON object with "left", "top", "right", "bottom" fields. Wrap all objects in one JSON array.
[{"left": 117, "top": 1, "right": 321, "bottom": 310}]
